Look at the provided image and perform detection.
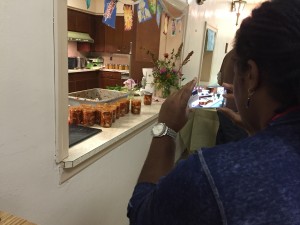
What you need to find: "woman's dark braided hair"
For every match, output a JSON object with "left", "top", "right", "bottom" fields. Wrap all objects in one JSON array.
[{"left": 234, "top": 0, "right": 300, "bottom": 113}]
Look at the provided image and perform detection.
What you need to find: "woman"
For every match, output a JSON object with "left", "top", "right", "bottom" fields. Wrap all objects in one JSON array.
[
  {"left": 215, "top": 49, "right": 248, "bottom": 145},
  {"left": 127, "top": 0, "right": 300, "bottom": 224}
]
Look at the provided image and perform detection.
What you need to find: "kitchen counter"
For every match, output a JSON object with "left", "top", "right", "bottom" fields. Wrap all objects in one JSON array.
[{"left": 63, "top": 98, "right": 164, "bottom": 169}]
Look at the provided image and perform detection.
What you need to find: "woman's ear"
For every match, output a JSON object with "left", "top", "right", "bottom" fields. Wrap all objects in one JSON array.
[{"left": 247, "top": 59, "right": 260, "bottom": 91}]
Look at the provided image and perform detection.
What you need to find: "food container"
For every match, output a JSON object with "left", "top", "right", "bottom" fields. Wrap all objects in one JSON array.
[
  {"left": 100, "top": 106, "right": 113, "bottom": 128},
  {"left": 131, "top": 98, "right": 141, "bottom": 114},
  {"left": 143, "top": 92, "right": 153, "bottom": 105},
  {"left": 82, "top": 106, "right": 96, "bottom": 126},
  {"left": 124, "top": 65, "right": 129, "bottom": 70},
  {"left": 107, "top": 104, "right": 117, "bottom": 123},
  {"left": 69, "top": 106, "right": 83, "bottom": 125},
  {"left": 68, "top": 88, "right": 128, "bottom": 106},
  {"left": 118, "top": 64, "right": 123, "bottom": 70},
  {"left": 118, "top": 100, "right": 127, "bottom": 117}
]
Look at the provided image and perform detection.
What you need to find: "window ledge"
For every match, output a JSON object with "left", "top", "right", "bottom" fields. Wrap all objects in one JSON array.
[{"left": 62, "top": 101, "right": 162, "bottom": 169}]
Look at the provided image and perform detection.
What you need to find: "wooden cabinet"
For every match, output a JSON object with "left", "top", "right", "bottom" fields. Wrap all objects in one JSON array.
[
  {"left": 130, "top": 13, "right": 160, "bottom": 81},
  {"left": 68, "top": 71, "right": 99, "bottom": 93},
  {"left": 92, "top": 16, "right": 106, "bottom": 52},
  {"left": 98, "top": 71, "right": 122, "bottom": 88},
  {"left": 68, "top": 9, "right": 92, "bottom": 34},
  {"left": 93, "top": 16, "right": 133, "bottom": 53},
  {"left": 68, "top": 9, "right": 93, "bottom": 52}
]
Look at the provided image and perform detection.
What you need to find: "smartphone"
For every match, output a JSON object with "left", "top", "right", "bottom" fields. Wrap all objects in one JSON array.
[{"left": 188, "top": 86, "right": 226, "bottom": 109}]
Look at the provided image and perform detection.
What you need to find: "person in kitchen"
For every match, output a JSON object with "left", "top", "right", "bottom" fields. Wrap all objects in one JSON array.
[
  {"left": 215, "top": 49, "right": 248, "bottom": 145},
  {"left": 127, "top": 0, "right": 300, "bottom": 224}
]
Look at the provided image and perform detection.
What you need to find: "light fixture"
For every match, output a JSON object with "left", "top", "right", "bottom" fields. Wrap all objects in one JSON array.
[{"left": 231, "top": 0, "right": 247, "bottom": 26}]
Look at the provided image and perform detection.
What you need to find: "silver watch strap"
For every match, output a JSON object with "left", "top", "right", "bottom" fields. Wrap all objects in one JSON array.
[{"left": 166, "top": 127, "right": 177, "bottom": 139}]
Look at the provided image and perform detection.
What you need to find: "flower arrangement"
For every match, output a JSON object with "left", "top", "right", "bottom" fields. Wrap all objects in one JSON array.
[
  {"left": 146, "top": 43, "right": 194, "bottom": 98},
  {"left": 123, "top": 78, "right": 137, "bottom": 98}
]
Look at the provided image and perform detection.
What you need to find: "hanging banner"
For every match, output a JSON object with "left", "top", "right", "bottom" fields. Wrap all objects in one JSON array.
[
  {"left": 156, "top": 0, "right": 162, "bottom": 27},
  {"left": 137, "top": 0, "right": 152, "bottom": 23},
  {"left": 171, "top": 19, "right": 176, "bottom": 36},
  {"left": 163, "top": 13, "right": 169, "bottom": 35},
  {"left": 103, "top": 0, "right": 117, "bottom": 28},
  {"left": 86, "top": 0, "right": 91, "bottom": 9},
  {"left": 124, "top": 4, "right": 133, "bottom": 31},
  {"left": 148, "top": 0, "right": 157, "bottom": 15}
]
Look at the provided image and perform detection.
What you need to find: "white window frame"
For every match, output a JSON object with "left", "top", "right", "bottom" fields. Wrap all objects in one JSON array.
[{"left": 54, "top": 0, "right": 69, "bottom": 163}]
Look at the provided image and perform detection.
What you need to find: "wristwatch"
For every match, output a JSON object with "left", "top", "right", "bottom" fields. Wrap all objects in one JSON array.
[{"left": 151, "top": 123, "right": 177, "bottom": 139}]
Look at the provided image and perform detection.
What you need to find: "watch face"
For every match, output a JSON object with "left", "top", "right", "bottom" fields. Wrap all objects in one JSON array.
[{"left": 152, "top": 123, "right": 165, "bottom": 136}]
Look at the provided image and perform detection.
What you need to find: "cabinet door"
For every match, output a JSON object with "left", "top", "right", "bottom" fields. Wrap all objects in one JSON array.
[
  {"left": 98, "top": 71, "right": 122, "bottom": 88},
  {"left": 118, "top": 16, "right": 133, "bottom": 54},
  {"left": 104, "top": 24, "right": 118, "bottom": 53},
  {"left": 68, "top": 9, "right": 77, "bottom": 31},
  {"left": 130, "top": 13, "right": 160, "bottom": 81},
  {"left": 93, "top": 16, "right": 106, "bottom": 52},
  {"left": 98, "top": 78, "right": 121, "bottom": 89},
  {"left": 76, "top": 11, "right": 92, "bottom": 33},
  {"left": 135, "top": 17, "right": 160, "bottom": 62},
  {"left": 68, "top": 71, "right": 99, "bottom": 92},
  {"left": 122, "top": 30, "right": 133, "bottom": 54},
  {"left": 67, "top": 9, "right": 92, "bottom": 34}
]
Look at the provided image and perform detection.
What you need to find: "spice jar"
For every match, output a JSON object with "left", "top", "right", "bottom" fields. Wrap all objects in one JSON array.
[
  {"left": 118, "top": 64, "right": 123, "bottom": 70},
  {"left": 143, "top": 92, "right": 153, "bottom": 105},
  {"left": 131, "top": 98, "right": 141, "bottom": 114}
]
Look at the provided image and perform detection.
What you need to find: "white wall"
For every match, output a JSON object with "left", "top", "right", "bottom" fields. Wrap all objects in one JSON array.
[
  {"left": 0, "top": 0, "right": 260, "bottom": 224},
  {"left": 182, "top": 0, "right": 261, "bottom": 86}
]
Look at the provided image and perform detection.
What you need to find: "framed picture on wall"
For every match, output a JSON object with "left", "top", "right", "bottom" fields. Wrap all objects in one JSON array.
[{"left": 205, "top": 28, "right": 216, "bottom": 52}]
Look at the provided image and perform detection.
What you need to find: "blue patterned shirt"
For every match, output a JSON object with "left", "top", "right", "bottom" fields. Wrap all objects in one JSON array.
[{"left": 127, "top": 111, "right": 300, "bottom": 225}]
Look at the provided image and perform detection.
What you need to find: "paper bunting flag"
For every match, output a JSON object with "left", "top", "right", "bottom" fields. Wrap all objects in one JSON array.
[
  {"left": 156, "top": 1, "right": 162, "bottom": 27},
  {"left": 86, "top": 0, "right": 91, "bottom": 9},
  {"left": 148, "top": 0, "right": 157, "bottom": 15},
  {"left": 103, "top": 0, "right": 117, "bottom": 28},
  {"left": 171, "top": 19, "right": 176, "bottom": 36},
  {"left": 123, "top": 4, "right": 133, "bottom": 31},
  {"left": 137, "top": 0, "right": 152, "bottom": 23},
  {"left": 163, "top": 14, "right": 169, "bottom": 35}
]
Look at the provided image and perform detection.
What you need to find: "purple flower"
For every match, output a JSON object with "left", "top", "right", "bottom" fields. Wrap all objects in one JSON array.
[
  {"left": 160, "top": 67, "right": 167, "bottom": 74},
  {"left": 123, "top": 78, "right": 136, "bottom": 89}
]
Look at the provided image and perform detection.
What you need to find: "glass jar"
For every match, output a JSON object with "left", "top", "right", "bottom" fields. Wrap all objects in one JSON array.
[
  {"left": 112, "top": 102, "right": 120, "bottom": 119},
  {"left": 82, "top": 106, "right": 96, "bottom": 126},
  {"left": 108, "top": 104, "right": 117, "bottom": 123},
  {"left": 131, "top": 98, "right": 141, "bottom": 114},
  {"left": 143, "top": 92, "right": 153, "bottom": 105},
  {"left": 100, "top": 106, "right": 113, "bottom": 128},
  {"left": 118, "top": 100, "right": 126, "bottom": 117},
  {"left": 69, "top": 106, "right": 83, "bottom": 125}
]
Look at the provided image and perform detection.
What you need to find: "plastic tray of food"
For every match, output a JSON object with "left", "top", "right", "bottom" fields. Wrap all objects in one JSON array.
[{"left": 68, "top": 88, "right": 128, "bottom": 106}]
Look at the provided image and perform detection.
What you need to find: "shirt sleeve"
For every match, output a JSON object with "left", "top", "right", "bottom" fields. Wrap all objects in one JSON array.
[{"left": 127, "top": 152, "right": 222, "bottom": 225}]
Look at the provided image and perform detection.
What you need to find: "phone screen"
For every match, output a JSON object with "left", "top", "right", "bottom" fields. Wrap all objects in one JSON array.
[{"left": 188, "top": 86, "right": 226, "bottom": 109}]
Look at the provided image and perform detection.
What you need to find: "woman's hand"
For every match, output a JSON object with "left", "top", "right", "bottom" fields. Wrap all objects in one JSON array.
[{"left": 158, "top": 78, "right": 197, "bottom": 132}]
